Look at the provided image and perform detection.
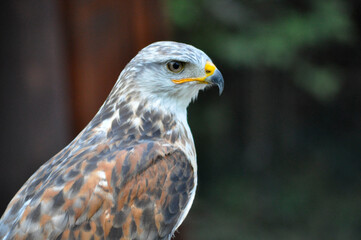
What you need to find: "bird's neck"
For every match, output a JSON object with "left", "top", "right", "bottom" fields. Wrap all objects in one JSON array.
[{"left": 88, "top": 95, "right": 195, "bottom": 155}]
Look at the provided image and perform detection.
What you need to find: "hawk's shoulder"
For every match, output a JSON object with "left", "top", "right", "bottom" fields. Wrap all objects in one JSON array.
[{"left": 1, "top": 140, "right": 195, "bottom": 240}]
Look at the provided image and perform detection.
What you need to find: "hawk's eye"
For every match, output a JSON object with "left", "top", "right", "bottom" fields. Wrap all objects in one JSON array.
[{"left": 167, "top": 61, "right": 184, "bottom": 73}]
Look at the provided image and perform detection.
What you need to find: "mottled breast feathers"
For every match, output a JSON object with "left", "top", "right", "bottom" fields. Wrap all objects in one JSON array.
[{"left": 0, "top": 140, "right": 194, "bottom": 240}]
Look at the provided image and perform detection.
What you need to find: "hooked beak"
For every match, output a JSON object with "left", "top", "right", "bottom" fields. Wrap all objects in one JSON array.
[
  {"left": 172, "top": 61, "right": 224, "bottom": 95},
  {"left": 206, "top": 67, "right": 224, "bottom": 95}
]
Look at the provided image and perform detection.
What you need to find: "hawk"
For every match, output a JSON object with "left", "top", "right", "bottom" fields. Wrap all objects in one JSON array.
[{"left": 0, "top": 41, "right": 224, "bottom": 240}]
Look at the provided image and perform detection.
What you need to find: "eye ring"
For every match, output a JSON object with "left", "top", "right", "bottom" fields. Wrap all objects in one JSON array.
[{"left": 167, "top": 61, "right": 185, "bottom": 73}]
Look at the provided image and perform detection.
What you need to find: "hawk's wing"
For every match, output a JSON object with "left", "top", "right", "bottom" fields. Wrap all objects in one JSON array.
[{"left": 0, "top": 140, "right": 195, "bottom": 240}]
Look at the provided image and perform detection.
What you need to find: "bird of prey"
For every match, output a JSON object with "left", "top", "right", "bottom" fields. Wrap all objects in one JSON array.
[{"left": 0, "top": 41, "right": 224, "bottom": 240}]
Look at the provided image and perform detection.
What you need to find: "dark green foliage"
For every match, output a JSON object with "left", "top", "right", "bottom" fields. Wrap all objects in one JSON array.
[{"left": 166, "top": 0, "right": 361, "bottom": 239}]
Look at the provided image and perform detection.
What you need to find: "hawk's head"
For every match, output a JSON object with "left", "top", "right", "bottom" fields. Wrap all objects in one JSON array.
[{"left": 111, "top": 41, "right": 224, "bottom": 113}]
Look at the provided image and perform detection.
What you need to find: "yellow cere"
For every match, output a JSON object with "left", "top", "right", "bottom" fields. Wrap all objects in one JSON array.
[{"left": 172, "top": 61, "right": 216, "bottom": 84}]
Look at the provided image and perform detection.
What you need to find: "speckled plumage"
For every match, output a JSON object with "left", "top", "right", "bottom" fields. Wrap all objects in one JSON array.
[{"left": 0, "top": 41, "right": 223, "bottom": 240}]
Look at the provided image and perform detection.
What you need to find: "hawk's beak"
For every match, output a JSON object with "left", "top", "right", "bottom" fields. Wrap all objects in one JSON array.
[
  {"left": 205, "top": 63, "right": 224, "bottom": 95},
  {"left": 172, "top": 61, "right": 224, "bottom": 95}
]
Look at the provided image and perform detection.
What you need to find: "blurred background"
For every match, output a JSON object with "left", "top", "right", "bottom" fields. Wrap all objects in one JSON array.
[{"left": 1, "top": 0, "right": 360, "bottom": 239}]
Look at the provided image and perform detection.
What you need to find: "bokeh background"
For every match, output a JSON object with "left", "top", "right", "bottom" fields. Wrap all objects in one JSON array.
[{"left": 1, "top": 0, "right": 360, "bottom": 239}]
